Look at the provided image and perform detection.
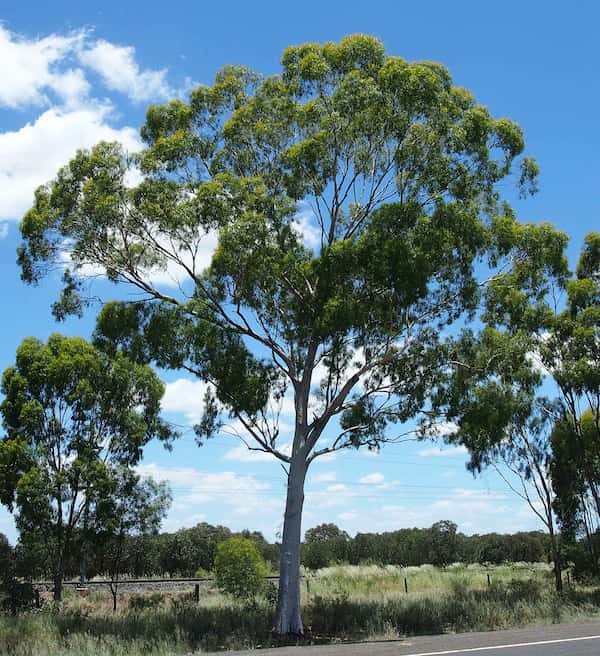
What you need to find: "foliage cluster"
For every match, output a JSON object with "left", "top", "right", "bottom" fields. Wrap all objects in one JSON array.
[{"left": 213, "top": 537, "right": 269, "bottom": 600}]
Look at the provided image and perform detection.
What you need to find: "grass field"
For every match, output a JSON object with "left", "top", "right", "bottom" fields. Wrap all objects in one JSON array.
[{"left": 2, "top": 563, "right": 600, "bottom": 655}]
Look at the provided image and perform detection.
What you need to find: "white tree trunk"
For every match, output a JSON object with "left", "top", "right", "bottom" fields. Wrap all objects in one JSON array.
[{"left": 272, "top": 456, "right": 307, "bottom": 635}]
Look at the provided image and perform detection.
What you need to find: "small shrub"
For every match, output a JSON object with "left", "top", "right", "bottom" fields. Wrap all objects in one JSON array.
[
  {"left": 507, "top": 577, "right": 542, "bottom": 601},
  {"left": 449, "top": 577, "right": 470, "bottom": 600},
  {"left": 194, "top": 567, "right": 211, "bottom": 579},
  {"left": 128, "top": 592, "right": 165, "bottom": 611},
  {"left": 214, "top": 537, "right": 268, "bottom": 601},
  {"left": 0, "top": 577, "right": 34, "bottom": 615}
]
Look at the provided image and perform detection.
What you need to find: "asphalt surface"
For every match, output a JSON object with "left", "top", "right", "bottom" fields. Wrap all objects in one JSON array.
[{"left": 218, "top": 621, "right": 600, "bottom": 656}]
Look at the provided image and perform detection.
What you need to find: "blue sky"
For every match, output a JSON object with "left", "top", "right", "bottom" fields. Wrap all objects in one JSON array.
[{"left": 0, "top": 1, "right": 598, "bottom": 544}]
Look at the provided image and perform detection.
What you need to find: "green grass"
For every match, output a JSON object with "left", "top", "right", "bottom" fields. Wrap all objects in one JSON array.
[
  {"left": 305, "top": 562, "right": 553, "bottom": 600},
  {"left": 1, "top": 564, "right": 599, "bottom": 655}
]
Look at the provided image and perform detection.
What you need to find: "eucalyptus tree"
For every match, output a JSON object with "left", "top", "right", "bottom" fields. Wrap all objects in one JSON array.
[
  {"left": 0, "top": 334, "right": 173, "bottom": 600},
  {"left": 546, "top": 233, "right": 600, "bottom": 519},
  {"left": 17, "top": 35, "right": 563, "bottom": 632},
  {"left": 439, "top": 232, "right": 598, "bottom": 589},
  {"left": 551, "top": 412, "right": 600, "bottom": 573},
  {"left": 96, "top": 467, "right": 170, "bottom": 612}
]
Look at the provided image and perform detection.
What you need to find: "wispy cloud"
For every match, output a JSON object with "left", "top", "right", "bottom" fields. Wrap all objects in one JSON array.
[{"left": 358, "top": 472, "right": 385, "bottom": 485}]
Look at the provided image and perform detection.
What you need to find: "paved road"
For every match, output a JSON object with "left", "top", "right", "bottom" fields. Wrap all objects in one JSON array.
[{"left": 217, "top": 621, "right": 600, "bottom": 656}]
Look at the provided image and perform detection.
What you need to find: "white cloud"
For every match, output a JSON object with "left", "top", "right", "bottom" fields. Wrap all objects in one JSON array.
[
  {"left": 318, "top": 452, "right": 338, "bottom": 462},
  {"left": 162, "top": 379, "right": 294, "bottom": 457},
  {"left": 79, "top": 39, "right": 172, "bottom": 103},
  {"left": 325, "top": 483, "right": 350, "bottom": 494},
  {"left": 358, "top": 448, "right": 381, "bottom": 458},
  {"left": 426, "top": 421, "right": 459, "bottom": 437},
  {"left": 0, "top": 26, "right": 182, "bottom": 223},
  {"left": 358, "top": 472, "right": 385, "bottom": 485},
  {"left": 140, "top": 228, "right": 219, "bottom": 288},
  {"left": 0, "top": 26, "right": 174, "bottom": 110},
  {"left": 162, "top": 513, "right": 207, "bottom": 532},
  {"left": 310, "top": 471, "right": 337, "bottom": 483},
  {"left": 136, "top": 463, "right": 274, "bottom": 505},
  {"left": 292, "top": 204, "right": 321, "bottom": 249},
  {"left": 0, "top": 223, "right": 8, "bottom": 239},
  {"left": 526, "top": 333, "right": 552, "bottom": 377},
  {"left": 0, "top": 25, "right": 86, "bottom": 108},
  {"left": 162, "top": 378, "right": 208, "bottom": 424},
  {"left": 136, "top": 463, "right": 285, "bottom": 529},
  {"left": 417, "top": 445, "right": 468, "bottom": 458},
  {"left": 0, "top": 105, "right": 141, "bottom": 221}
]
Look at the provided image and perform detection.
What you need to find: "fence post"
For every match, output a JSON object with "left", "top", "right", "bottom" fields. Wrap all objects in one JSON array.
[
  {"left": 306, "top": 578, "right": 310, "bottom": 594},
  {"left": 487, "top": 573, "right": 491, "bottom": 587},
  {"left": 404, "top": 577, "right": 408, "bottom": 594},
  {"left": 194, "top": 583, "right": 200, "bottom": 602},
  {"left": 34, "top": 589, "right": 41, "bottom": 609},
  {"left": 566, "top": 571, "right": 571, "bottom": 588}
]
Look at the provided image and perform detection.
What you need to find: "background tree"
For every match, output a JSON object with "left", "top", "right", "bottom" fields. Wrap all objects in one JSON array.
[
  {"left": 439, "top": 232, "right": 598, "bottom": 589},
  {"left": 0, "top": 533, "right": 11, "bottom": 574},
  {"left": 303, "top": 523, "right": 350, "bottom": 569},
  {"left": 95, "top": 468, "right": 170, "bottom": 611},
  {"left": 472, "top": 409, "right": 563, "bottom": 590},
  {"left": 427, "top": 520, "right": 459, "bottom": 567},
  {"left": 0, "top": 532, "right": 35, "bottom": 614},
  {"left": 0, "top": 334, "right": 173, "bottom": 600},
  {"left": 17, "top": 35, "right": 564, "bottom": 633},
  {"left": 551, "top": 412, "right": 600, "bottom": 575}
]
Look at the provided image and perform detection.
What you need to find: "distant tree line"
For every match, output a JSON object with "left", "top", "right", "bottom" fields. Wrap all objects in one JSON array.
[
  {"left": 1, "top": 520, "right": 563, "bottom": 583},
  {"left": 301, "top": 521, "right": 551, "bottom": 570},
  {"left": 1, "top": 524, "right": 278, "bottom": 580}
]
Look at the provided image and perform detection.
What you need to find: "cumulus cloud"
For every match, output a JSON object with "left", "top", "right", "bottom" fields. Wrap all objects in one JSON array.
[
  {"left": 162, "top": 378, "right": 208, "bottom": 424},
  {"left": 0, "top": 106, "right": 141, "bottom": 221},
  {"left": 140, "top": 229, "right": 219, "bottom": 288},
  {"left": 163, "top": 378, "right": 295, "bottom": 458},
  {"left": 0, "top": 26, "right": 86, "bottom": 108},
  {"left": 79, "top": 39, "right": 173, "bottom": 103},
  {"left": 136, "top": 463, "right": 273, "bottom": 502},
  {"left": 0, "top": 25, "right": 173, "bottom": 110},
  {"left": 0, "top": 25, "right": 181, "bottom": 223},
  {"left": 303, "top": 483, "right": 530, "bottom": 537},
  {"left": 292, "top": 203, "right": 321, "bottom": 249}
]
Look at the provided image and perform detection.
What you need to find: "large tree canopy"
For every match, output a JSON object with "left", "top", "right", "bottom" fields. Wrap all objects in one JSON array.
[{"left": 17, "top": 34, "right": 567, "bottom": 632}]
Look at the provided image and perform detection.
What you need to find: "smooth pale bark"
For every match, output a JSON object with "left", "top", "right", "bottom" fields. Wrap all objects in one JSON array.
[
  {"left": 272, "top": 456, "right": 307, "bottom": 635},
  {"left": 549, "top": 530, "right": 563, "bottom": 593}
]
